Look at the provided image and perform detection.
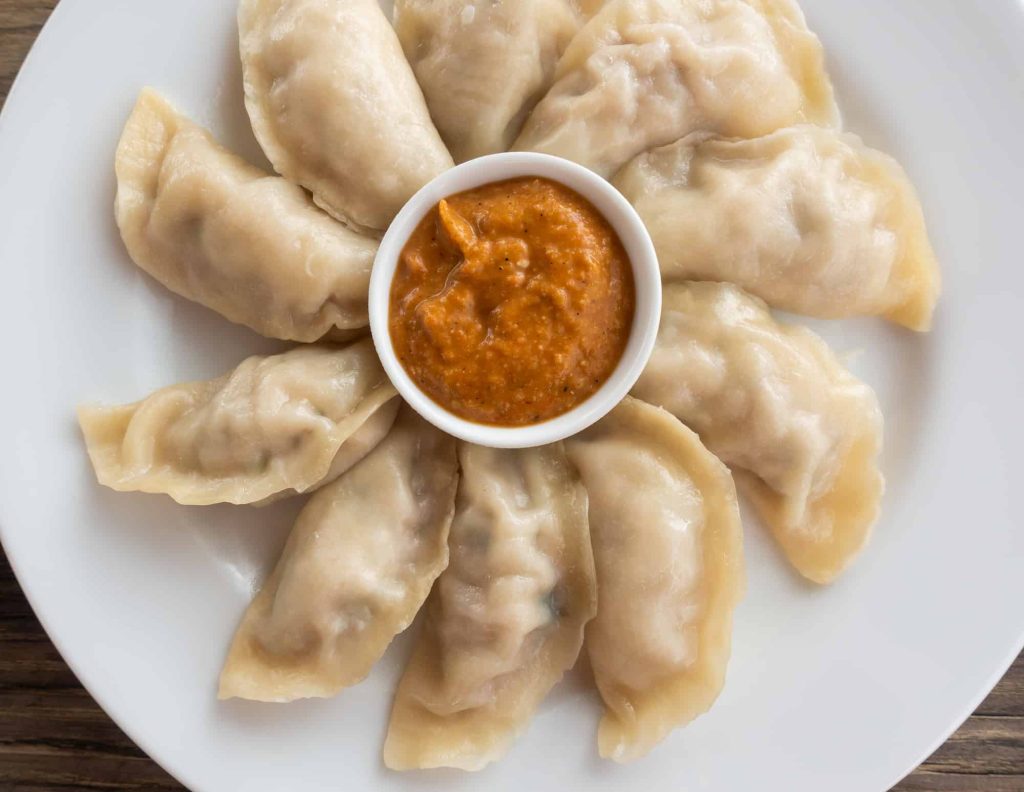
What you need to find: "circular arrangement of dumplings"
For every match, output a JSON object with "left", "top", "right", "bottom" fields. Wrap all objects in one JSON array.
[{"left": 78, "top": 0, "right": 940, "bottom": 770}]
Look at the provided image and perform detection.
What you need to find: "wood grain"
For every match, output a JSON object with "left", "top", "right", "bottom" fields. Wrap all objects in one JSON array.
[{"left": 0, "top": 1, "right": 1021, "bottom": 790}]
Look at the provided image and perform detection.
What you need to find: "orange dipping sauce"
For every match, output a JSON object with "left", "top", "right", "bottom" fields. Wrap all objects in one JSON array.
[{"left": 389, "top": 176, "right": 635, "bottom": 426}]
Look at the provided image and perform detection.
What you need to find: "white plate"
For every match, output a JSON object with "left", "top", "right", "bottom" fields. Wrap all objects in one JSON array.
[{"left": 1, "top": 1, "right": 1022, "bottom": 790}]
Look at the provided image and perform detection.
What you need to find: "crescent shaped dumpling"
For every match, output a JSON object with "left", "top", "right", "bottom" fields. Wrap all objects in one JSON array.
[
  {"left": 218, "top": 406, "right": 458, "bottom": 702},
  {"left": 77, "top": 339, "right": 398, "bottom": 506},
  {"left": 384, "top": 443, "right": 597, "bottom": 771},
  {"left": 565, "top": 397, "right": 744, "bottom": 762},
  {"left": 393, "top": 0, "right": 592, "bottom": 163},
  {"left": 115, "top": 89, "right": 379, "bottom": 343},
  {"left": 238, "top": 0, "right": 454, "bottom": 232},
  {"left": 513, "top": 0, "right": 837, "bottom": 177},
  {"left": 633, "top": 283, "right": 885, "bottom": 584},
  {"left": 613, "top": 126, "right": 940, "bottom": 330}
]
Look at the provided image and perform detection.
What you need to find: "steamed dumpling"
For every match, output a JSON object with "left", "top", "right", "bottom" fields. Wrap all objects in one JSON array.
[
  {"left": 384, "top": 443, "right": 596, "bottom": 771},
  {"left": 633, "top": 283, "right": 884, "bottom": 584},
  {"left": 394, "top": 0, "right": 593, "bottom": 163},
  {"left": 78, "top": 339, "right": 398, "bottom": 506},
  {"left": 613, "top": 126, "right": 940, "bottom": 330},
  {"left": 565, "top": 397, "right": 744, "bottom": 762},
  {"left": 219, "top": 406, "right": 458, "bottom": 702},
  {"left": 239, "top": 0, "right": 454, "bottom": 231},
  {"left": 513, "top": 0, "right": 837, "bottom": 176},
  {"left": 115, "top": 90, "right": 378, "bottom": 342}
]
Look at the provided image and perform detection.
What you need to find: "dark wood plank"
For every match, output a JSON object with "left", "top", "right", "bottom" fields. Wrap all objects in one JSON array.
[
  {"left": 0, "top": 0, "right": 55, "bottom": 103},
  {"left": 0, "top": 2, "right": 1021, "bottom": 790},
  {"left": 0, "top": 0, "right": 57, "bottom": 28},
  {"left": 897, "top": 776, "right": 1024, "bottom": 792},
  {"left": 975, "top": 661, "right": 1024, "bottom": 719},
  {"left": 0, "top": 550, "right": 181, "bottom": 789}
]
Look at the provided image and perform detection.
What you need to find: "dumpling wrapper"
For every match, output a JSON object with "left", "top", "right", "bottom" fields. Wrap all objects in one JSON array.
[
  {"left": 633, "top": 283, "right": 884, "bottom": 584},
  {"left": 613, "top": 126, "right": 941, "bottom": 331},
  {"left": 393, "top": 0, "right": 595, "bottom": 163},
  {"left": 513, "top": 0, "right": 837, "bottom": 177},
  {"left": 239, "top": 0, "right": 454, "bottom": 232},
  {"left": 115, "top": 89, "right": 378, "bottom": 343},
  {"left": 219, "top": 406, "right": 458, "bottom": 702},
  {"left": 565, "top": 396, "right": 744, "bottom": 761},
  {"left": 384, "top": 443, "right": 597, "bottom": 771},
  {"left": 78, "top": 339, "right": 398, "bottom": 506}
]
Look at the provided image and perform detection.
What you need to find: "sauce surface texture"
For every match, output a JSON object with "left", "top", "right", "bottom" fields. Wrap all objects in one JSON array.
[{"left": 389, "top": 177, "right": 636, "bottom": 426}]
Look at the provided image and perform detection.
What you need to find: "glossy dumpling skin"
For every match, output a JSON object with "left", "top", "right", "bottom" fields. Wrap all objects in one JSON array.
[
  {"left": 115, "top": 90, "right": 378, "bottom": 343},
  {"left": 238, "top": 0, "right": 454, "bottom": 231},
  {"left": 633, "top": 283, "right": 884, "bottom": 584},
  {"left": 565, "top": 397, "right": 744, "bottom": 762},
  {"left": 394, "top": 0, "right": 591, "bottom": 163},
  {"left": 614, "top": 126, "right": 941, "bottom": 331},
  {"left": 77, "top": 339, "right": 398, "bottom": 506},
  {"left": 218, "top": 406, "right": 458, "bottom": 702},
  {"left": 513, "top": 0, "right": 837, "bottom": 177},
  {"left": 384, "top": 443, "right": 597, "bottom": 771}
]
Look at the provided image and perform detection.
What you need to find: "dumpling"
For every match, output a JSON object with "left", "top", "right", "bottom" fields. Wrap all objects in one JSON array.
[
  {"left": 565, "top": 397, "right": 744, "bottom": 762},
  {"left": 632, "top": 283, "right": 884, "bottom": 584},
  {"left": 238, "top": 0, "right": 454, "bottom": 231},
  {"left": 613, "top": 126, "right": 941, "bottom": 331},
  {"left": 78, "top": 339, "right": 398, "bottom": 506},
  {"left": 384, "top": 443, "right": 596, "bottom": 771},
  {"left": 219, "top": 406, "right": 458, "bottom": 702},
  {"left": 513, "top": 0, "right": 837, "bottom": 177},
  {"left": 393, "top": 0, "right": 592, "bottom": 163},
  {"left": 115, "top": 90, "right": 378, "bottom": 343}
]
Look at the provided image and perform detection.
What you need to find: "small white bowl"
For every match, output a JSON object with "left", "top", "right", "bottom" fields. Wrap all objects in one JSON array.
[{"left": 369, "top": 152, "right": 662, "bottom": 449}]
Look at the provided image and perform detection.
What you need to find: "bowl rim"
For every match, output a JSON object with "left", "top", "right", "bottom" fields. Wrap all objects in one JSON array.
[{"left": 368, "top": 151, "right": 662, "bottom": 449}]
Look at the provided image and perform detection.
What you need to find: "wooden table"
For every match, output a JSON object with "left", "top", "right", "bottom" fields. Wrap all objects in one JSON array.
[{"left": 1, "top": 2, "right": 1021, "bottom": 790}]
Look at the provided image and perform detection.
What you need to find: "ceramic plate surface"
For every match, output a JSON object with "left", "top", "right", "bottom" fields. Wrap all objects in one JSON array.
[{"left": 0, "top": 2, "right": 1022, "bottom": 790}]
